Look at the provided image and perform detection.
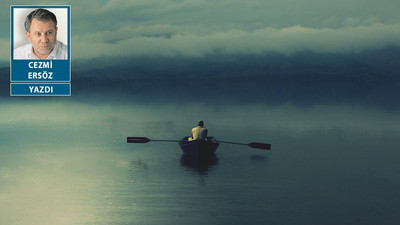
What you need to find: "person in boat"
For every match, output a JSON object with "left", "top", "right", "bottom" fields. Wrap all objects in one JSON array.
[
  {"left": 14, "top": 8, "right": 68, "bottom": 60},
  {"left": 188, "top": 120, "right": 208, "bottom": 141}
]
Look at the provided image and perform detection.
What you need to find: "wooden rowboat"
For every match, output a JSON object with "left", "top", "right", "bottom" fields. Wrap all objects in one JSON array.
[
  {"left": 127, "top": 137, "right": 270, "bottom": 156},
  {"left": 179, "top": 136, "right": 219, "bottom": 157}
]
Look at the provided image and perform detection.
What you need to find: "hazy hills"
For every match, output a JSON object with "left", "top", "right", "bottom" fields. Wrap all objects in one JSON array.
[{"left": 1, "top": 46, "right": 399, "bottom": 108}]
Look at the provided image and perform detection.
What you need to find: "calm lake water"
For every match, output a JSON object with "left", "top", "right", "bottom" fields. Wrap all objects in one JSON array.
[{"left": 0, "top": 80, "right": 399, "bottom": 225}]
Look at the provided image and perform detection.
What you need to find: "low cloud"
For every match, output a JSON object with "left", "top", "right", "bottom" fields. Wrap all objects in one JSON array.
[
  {"left": 0, "top": 38, "right": 10, "bottom": 63},
  {"left": 71, "top": 23, "right": 400, "bottom": 60},
  {"left": 1, "top": 0, "right": 400, "bottom": 64}
]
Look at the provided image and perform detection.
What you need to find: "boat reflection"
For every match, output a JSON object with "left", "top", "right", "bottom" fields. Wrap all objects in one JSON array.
[{"left": 180, "top": 153, "right": 219, "bottom": 174}]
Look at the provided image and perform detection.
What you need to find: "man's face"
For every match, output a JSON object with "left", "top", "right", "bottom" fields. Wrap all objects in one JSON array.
[{"left": 25, "top": 18, "right": 57, "bottom": 58}]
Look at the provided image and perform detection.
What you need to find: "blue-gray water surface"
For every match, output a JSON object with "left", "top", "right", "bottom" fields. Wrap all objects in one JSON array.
[{"left": 0, "top": 81, "right": 399, "bottom": 225}]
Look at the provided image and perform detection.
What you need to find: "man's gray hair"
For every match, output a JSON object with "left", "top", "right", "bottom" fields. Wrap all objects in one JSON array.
[{"left": 24, "top": 8, "right": 57, "bottom": 32}]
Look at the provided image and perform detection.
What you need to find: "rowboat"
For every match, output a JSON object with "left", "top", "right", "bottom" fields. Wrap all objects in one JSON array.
[
  {"left": 179, "top": 136, "right": 219, "bottom": 157},
  {"left": 127, "top": 137, "right": 270, "bottom": 156}
]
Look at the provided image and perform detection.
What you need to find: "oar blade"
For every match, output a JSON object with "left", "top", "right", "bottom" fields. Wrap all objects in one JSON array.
[
  {"left": 127, "top": 137, "right": 151, "bottom": 143},
  {"left": 248, "top": 142, "right": 271, "bottom": 150}
]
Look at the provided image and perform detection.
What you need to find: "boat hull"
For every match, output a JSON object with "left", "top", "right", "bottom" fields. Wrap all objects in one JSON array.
[{"left": 179, "top": 136, "right": 219, "bottom": 157}]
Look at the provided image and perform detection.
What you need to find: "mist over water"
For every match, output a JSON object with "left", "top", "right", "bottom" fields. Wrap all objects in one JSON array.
[{"left": 0, "top": 78, "right": 399, "bottom": 225}]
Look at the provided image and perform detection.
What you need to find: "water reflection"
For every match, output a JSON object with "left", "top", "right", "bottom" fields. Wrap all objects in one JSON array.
[
  {"left": 129, "top": 159, "right": 149, "bottom": 170},
  {"left": 249, "top": 154, "right": 268, "bottom": 161},
  {"left": 1, "top": 91, "right": 399, "bottom": 225},
  {"left": 180, "top": 154, "right": 219, "bottom": 174}
]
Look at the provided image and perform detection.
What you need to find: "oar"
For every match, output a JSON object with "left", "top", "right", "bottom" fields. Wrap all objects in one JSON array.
[
  {"left": 127, "top": 137, "right": 181, "bottom": 143},
  {"left": 127, "top": 137, "right": 271, "bottom": 150},
  {"left": 219, "top": 141, "right": 271, "bottom": 150}
]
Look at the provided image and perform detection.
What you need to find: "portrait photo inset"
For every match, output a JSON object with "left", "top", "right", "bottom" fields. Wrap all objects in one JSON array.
[{"left": 13, "top": 8, "right": 68, "bottom": 60}]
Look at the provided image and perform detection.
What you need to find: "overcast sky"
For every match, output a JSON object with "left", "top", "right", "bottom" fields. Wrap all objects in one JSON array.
[{"left": 1, "top": 0, "right": 400, "bottom": 64}]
